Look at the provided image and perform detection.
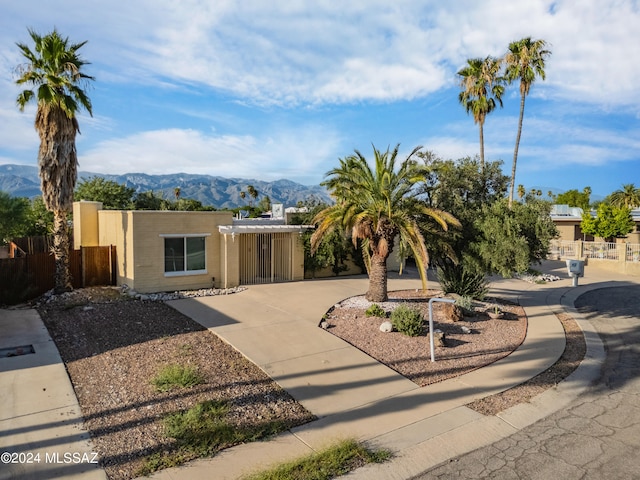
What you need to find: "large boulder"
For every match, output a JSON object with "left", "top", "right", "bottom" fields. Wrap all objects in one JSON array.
[{"left": 439, "top": 302, "right": 464, "bottom": 322}]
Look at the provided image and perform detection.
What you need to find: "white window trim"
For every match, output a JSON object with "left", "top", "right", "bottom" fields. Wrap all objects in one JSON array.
[{"left": 161, "top": 233, "right": 210, "bottom": 277}]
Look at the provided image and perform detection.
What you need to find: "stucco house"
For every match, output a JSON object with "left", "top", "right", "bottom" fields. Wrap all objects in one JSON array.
[
  {"left": 73, "top": 201, "right": 309, "bottom": 293},
  {"left": 550, "top": 204, "right": 640, "bottom": 242}
]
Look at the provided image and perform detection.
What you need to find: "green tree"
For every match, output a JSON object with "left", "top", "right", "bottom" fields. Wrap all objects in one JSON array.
[
  {"left": 609, "top": 184, "right": 640, "bottom": 209},
  {"left": 555, "top": 187, "right": 591, "bottom": 211},
  {"left": 505, "top": 37, "right": 551, "bottom": 207},
  {"left": 581, "top": 203, "right": 635, "bottom": 240},
  {"left": 311, "top": 144, "right": 458, "bottom": 302},
  {"left": 474, "top": 198, "right": 558, "bottom": 277},
  {"left": 15, "top": 28, "right": 94, "bottom": 293},
  {"left": 0, "top": 192, "right": 30, "bottom": 244},
  {"left": 134, "top": 191, "right": 167, "bottom": 210},
  {"left": 75, "top": 176, "right": 135, "bottom": 209},
  {"left": 291, "top": 201, "right": 356, "bottom": 278},
  {"left": 258, "top": 195, "right": 271, "bottom": 213},
  {"left": 25, "top": 196, "right": 54, "bottom": 236},
  {"left": 457, "top": 56, "right": 504, "bottom": 170},
  {"left": 418, "top": 155, "right": 509, "bottom": 296}
]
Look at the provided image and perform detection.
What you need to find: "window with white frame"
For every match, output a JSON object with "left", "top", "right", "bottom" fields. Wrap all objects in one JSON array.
[{"left": 162, "top": 234, "right": 208, "bottom": 275}]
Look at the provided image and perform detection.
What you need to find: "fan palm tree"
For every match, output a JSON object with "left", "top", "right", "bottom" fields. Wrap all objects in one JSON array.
[
  {"left": 311, "top": 144, "right": 458, "bottom": 302},
  {"left": 247, "top": 185, "right": 258, "bottom": 207},
  {"left": 457, "top": 56, "right": 504, "bottom": 170},
  {"left": 610, "top": 184, "right": 640, "bottom": 209},
  {"left": 15, "top": 28, "right": 94, "bottom": 293},
  {"left": 505, "top": 37, "right": 551, "bottom": 208}
]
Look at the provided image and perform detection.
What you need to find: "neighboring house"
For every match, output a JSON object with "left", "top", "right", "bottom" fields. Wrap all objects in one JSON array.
[
  {"left": 550, "top": 204, "right": 640, "bottom": 242},
  {"left": 73, "top": 201, "right": 309, "bottom": 293}
]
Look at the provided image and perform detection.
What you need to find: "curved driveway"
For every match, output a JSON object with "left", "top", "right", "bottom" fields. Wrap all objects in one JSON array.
[{"left": 414, "top": 284, "right": 640, "bottom": 480}]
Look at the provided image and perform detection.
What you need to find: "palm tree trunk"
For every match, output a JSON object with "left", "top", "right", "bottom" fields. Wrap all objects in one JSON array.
[
  {"left": 52, "top": 210, "right": 73, "bottom": 293},
  {"left": 479, "top": 121, "right": 485, "bottom": 172},
  {"left": 508, "top": 92, "right": 527, "bottom": 208},
  {"left": 366, "top": 254, "right": 388, "bottom": 302}
]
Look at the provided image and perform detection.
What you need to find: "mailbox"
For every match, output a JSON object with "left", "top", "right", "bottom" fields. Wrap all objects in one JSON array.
[{"left": 566, "top": 259, "right": 584, "bottom": 277}]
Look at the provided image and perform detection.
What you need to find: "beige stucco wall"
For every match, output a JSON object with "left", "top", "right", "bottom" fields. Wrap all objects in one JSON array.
[
  {"left": 93, "top": 209, "right": 234, "bottom": 293},
  {"left": 554, "top": 222, "right": 582, "bottom": 241},
  {"left": 74, "top": 202, "right": 308, "bottom": 292},
  {"left": 73, "top": 201, "right": 103, "bottom": 249}
]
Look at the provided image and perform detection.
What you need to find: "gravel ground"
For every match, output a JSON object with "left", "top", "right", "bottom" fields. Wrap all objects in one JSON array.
[
  {"left": 324, "top": 290, "right": 528, "bottom": 386},
  {"left": 36, "top": 287, "right": 314, "bottom": 480},
  {"left": 34, "top": 284, "right": 585, "bottom": 479},
  {"left": 326, "top": 290, "right": 586, "bottom": 416}
]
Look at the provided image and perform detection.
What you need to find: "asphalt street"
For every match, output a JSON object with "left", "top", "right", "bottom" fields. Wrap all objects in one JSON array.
[{"left": 413, "top": 285, "right": 640, "bottom": 480}]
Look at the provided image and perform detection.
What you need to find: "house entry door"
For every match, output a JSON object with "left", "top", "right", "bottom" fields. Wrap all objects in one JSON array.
[{"left": 239, "top": 232, "right": 293, "bottom": 285}]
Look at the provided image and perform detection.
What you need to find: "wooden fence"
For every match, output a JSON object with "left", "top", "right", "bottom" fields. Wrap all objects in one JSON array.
[{"left": 0, "top": 245, "right": 116, "bottom": 301}]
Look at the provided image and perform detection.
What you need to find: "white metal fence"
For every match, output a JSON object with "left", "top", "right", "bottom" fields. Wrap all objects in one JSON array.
[
  {"left": 628, "top": 243, "right": 640, "bottom": 263},
  {"left": 549, "top": 240, "right": 576, "bottom": 258},
  {"left": 584, "top": 242, "right": 619, "bottom": 260},
  {"left": 550, "top": 240, "right": 640, "bottom": 263}
]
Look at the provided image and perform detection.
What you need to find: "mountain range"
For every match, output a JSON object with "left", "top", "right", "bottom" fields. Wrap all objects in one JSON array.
[{"left": 0, "top": 164, "right": 331, "bottom": 208}]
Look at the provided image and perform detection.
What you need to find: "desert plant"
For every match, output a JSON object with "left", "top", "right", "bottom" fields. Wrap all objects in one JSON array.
[
  {"left": 365, "top": 303, "right": 386, "bottom": 318},
  {"left": 390, "top": 305, "right": 424, "bottom": 337},
  {"left": 151, "top": 364, "right": 204, "bottom": 392},
  {"left": 437, "top": 264, "right": 488, "bottom": 299},
  {"left": 455, "top": 296, "right": 475, "bottom": 315}
]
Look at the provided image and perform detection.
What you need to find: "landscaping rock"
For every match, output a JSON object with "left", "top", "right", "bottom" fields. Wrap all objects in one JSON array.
[
  {"left": 440, "top": 302, "right": 464, "bottom": 322},
  {"left": 379, "top": 320, "right": 393, "bottom": 333},
  {"left": 429, "top": 329, "right": 447, "bottom": 347}
]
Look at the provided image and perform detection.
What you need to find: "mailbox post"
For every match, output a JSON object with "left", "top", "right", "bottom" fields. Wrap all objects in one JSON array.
[{"left": 566, "top": 259, "right": 584, "bottom": 287}]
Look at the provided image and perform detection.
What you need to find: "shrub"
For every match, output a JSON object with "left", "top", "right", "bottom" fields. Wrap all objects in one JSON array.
[
  {"left": 151, "top": 364, "right": 204, "bottom": 392},
  {"left": 390, "top": 305, "right": 424, "bottom": 337},
  {"left": 365, "top": 304, "right": 386, "bottom": 318},
  {"left": 437, "top": 264, "right": 488, "bottom": 300},
  {"left": 455, "top": 296, "right": 474, "bottom": 316}
]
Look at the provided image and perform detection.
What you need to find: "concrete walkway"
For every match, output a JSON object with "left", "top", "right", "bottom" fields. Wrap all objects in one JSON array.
[
  {"left": 0, "top": 309, "right": 106, "bottom": 480},
  {"left": 150, "top": 262, "right": 583, "bottom": 480},
  {"left": 1, "top": 261, "right": 636, "bottom": 480}
]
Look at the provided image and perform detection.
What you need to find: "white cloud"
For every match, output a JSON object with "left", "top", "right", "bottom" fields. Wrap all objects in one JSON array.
[
  {"left": 2, "top": 1, "right": 639, "bottom": 108},
  {"left": 79, "top": 125, "right": 341, "bottom": 184}
]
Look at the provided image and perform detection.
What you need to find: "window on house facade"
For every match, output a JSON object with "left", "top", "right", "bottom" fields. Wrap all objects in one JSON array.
[{"left": 163, "top": 235, "right": 208, "bottom": 275}]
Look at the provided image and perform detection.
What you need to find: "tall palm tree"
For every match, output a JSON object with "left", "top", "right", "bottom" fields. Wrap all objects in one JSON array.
[
  {"left": 247, "top": 185, "right": 258, "bottom": 207},
  {"left": 457, "top": 56, "right": 504, "bottom": 170},
  {"left": 610, "top": 184, "right": 640, "bottom": 208},
  {"left": 505, "top": 37, "right": 551, "bottom": 208},
  {"left": 311, "top": 144, "right": 458, "bottom": 302},
  {"left": 15, "top": 28, "right": 93, "bottom": 293}
]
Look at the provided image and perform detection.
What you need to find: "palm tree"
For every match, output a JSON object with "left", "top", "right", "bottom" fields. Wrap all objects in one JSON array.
[
  {"left": 505, "top": 37, "right": 551, "bottom": 208},
  {"left": 311, "top": 144, "right": 458, "bottom": 302},
  {"left": 247, "top": 185, "right": 258, "bottom": 207},
  {"left": 610, "top": 184, "right": 640, "bottom": 208},
  {"left": 457, "top": 56, "right": 504, "bottom": 170},
  {"left": 517, "top": 184, "right": 526, "bottom": 200},
  {"left": 15, "top": 28, "right": 93, "bottom": 293}
]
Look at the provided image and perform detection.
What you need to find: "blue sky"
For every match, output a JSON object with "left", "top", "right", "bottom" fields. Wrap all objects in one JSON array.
[{"left": 1, "top": 0, "right": 639, "bottom": 199}]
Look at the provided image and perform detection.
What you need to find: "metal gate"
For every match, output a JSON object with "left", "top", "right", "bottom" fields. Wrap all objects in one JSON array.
[{"left": 239, "top": 232, "right": 294, "bottom": 284}]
